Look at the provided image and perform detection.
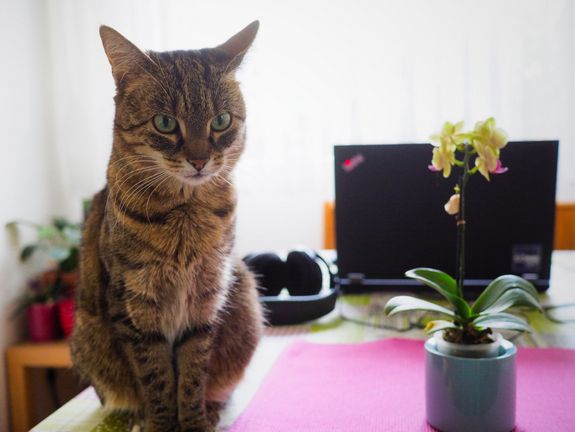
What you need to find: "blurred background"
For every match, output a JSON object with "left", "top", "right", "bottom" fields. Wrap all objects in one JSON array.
[{"left": 1, "top": 1, "right": 574, "bottom": 430}]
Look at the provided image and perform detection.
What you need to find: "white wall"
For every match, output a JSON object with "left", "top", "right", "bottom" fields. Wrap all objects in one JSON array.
[
  {"left": 43, "top": 0, "right": 575, "bottom": 257},
  {"left": 0, "top": 1, "right": 58, "bottom": 430}
]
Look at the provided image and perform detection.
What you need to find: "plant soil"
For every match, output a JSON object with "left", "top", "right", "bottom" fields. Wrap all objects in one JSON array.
[{"left": 444, "top": 326, "right": 495, "bottom": 344}]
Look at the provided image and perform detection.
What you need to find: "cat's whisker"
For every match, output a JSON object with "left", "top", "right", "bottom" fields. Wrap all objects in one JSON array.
[
  {"left": 107, "top": 157, "right": 159, "bottom": 201},
  {"left": 114, "top": 171, "right": 166, "bottom": 230},
  {"left": 108, "top": 155, "right": 158, "bottom": 173},
  {"left": 119, "top": 171, "right": 166, "bottom": 216},
  {"left": 145, "top": 174, "right": 173, "bottom": 223},
  {"left": 213, "top": 173, "right": 233, "bottom": 187},
  {"left": 219, "top": 163, "right": 240, "bottom": 178},
  {"left": 113, "top": 165, "right": 162, "bottom": 190},
  {"left": 114, "top": 178, "right": 162, "bottom": 232},
  {"left": 105, "top": 165, "right": 162, "bottom": 217}
]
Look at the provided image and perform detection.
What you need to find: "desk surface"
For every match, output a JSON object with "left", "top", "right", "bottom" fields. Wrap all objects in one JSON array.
[{"left": 30, "top": 251, "right": 575, "bottom": 432}]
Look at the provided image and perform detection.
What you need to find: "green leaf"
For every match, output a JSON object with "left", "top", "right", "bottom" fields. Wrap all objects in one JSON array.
[
  {"left": 384, "top": 295, "right": 455, "bottom": 318},
  {"left": 59, "top": 248, "right": 79, "bottom": 272},
  {"left": 424, "top": 319, "right": 458, "bottom": 334},
  {"left": 406, "top": 268, "right": 458, "bottom": 296},
  {"left": 20, "top": 245, "right": 37, "bottom": 261},
  {"left": 38, "top": 225, "right": 57, "bottom": 240},
  {"left": 479, "top": 288, "right": 542, "bottom": 315},
  {"left": 471, "top": 275, "right": 540, "bottom": 314},
  {"left": 405, "top": 268, "right": 471, "bottom": 319},
  {"left": 52, "top": 217, "right": 69, "bottom": 231},
  {"left": 472, "top": 313, "right": 533, "bottom": 333}
]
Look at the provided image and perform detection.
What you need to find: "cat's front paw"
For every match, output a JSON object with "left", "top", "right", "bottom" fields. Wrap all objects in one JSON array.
[
  {"left": 144, "top": 420, "right": 180, "bottom": 432},
  {"left": 180, "top": 417, "right": 215, "bottom": 432},
  {"left": 181, "top": 426, "right": 214, "bottom": 432}
]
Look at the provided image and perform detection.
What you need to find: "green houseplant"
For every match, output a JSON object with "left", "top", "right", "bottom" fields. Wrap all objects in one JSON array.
[
  {"left": 384, "top": 118, "right": 543, "bottom": 432},
  {"left": 8, "top": 217, "right": 82, "bottom": 340}
]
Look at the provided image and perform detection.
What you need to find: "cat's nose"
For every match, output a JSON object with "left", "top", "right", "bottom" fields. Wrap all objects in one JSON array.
[{"left": 189, "top": 158, "right": 209, "bottom": 171}]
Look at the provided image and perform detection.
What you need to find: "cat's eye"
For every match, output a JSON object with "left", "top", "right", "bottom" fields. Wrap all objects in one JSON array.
[
  {"left": 153, "top": 114, "right": 178, "bottom": 134},
  {"left": 210, "top": 112, "right": 232, "bottom": 132}
]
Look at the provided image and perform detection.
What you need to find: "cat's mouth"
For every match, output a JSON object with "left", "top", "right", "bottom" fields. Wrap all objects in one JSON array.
[{"left": 181, "top": 171, "right": 213, "bottom": 185}]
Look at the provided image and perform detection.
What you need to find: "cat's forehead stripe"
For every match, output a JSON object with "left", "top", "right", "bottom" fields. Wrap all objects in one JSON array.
[{"left": 158, "top": 51, "right": 217, "bottom": 124}]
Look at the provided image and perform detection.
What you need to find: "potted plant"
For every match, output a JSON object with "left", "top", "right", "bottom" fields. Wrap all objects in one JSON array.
[
  {"left": 384, "top": 118, "right": 543, "bottom": 432},
  {"left": 8, "top": 217, "right": 82, "bottom": 339},
  {"left": 13, "top": 277, "right": 59, "bottom": 342}
]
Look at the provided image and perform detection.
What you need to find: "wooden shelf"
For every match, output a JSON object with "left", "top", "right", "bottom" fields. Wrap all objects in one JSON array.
[{"left": 7, "top": 340, "right": 72, "bottom": 432}]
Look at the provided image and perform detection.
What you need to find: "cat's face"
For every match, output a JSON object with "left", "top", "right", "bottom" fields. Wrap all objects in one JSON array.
[{"left": 100, "top": 23, "right": 258, "bottom": 187}]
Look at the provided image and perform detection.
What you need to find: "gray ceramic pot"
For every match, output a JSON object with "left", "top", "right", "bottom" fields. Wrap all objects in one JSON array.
[{"left": 425, "top": 335, "right": 517, "bottom": 432}]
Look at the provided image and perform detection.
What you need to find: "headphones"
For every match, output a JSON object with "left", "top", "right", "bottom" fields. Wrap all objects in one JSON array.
[{"left": 243, "top": 250, "right": 338, "bottom": 326}]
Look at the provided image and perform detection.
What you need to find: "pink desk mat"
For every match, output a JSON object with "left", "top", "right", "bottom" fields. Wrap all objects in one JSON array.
[{"left": 229, "top": 338, "right": 575, "bottom": 432}]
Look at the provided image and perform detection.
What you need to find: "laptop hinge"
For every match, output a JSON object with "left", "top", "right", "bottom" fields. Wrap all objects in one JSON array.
[{"left": 347, "top": 273, "right": 365, "bottom": 285}]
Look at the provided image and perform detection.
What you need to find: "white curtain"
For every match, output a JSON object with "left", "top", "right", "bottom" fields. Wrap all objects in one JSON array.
[{"left": 43, "top": 0, "right": 575, "bottom": 254}]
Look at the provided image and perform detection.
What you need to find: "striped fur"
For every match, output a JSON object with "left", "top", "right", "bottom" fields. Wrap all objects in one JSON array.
[{"left": 71, "top": 22, "right": 263, "bottom": 432}]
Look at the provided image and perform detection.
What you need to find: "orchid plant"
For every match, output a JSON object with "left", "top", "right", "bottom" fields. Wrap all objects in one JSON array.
[{"left": 384, "top": 118, "right": 543, "bottom": 344}]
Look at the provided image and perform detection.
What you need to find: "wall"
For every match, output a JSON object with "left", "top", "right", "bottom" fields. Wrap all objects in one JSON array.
[
  {"left": 0, "top": 1, "right": 57, "bottom": 431},
  {"left": 43, "top": 0, "right": 575, "bottom": 257}
]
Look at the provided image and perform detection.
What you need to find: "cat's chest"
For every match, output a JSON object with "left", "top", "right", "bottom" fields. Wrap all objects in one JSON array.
[
  {"left": 109, "top": 191, "right": 236, "bottom": 339},
  {"left": 145, "top": 211, "right": 231, "bottom": 297},
  {"left": 120, "top": 233, "right": 233, "bottom": 343},
  {"left": 162, "top": 253, "right": 232, "bottom": 342},
  {"left": 127, "top": 210, "right": 233, "bottom": 340}
]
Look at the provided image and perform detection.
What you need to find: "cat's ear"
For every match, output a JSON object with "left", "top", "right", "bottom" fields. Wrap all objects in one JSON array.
[
  {"left": 215, "top": 21, "right": 259, "bottom": 72},
  {"left": 99, "top": 25, "right": 152, "bottom": 84}
]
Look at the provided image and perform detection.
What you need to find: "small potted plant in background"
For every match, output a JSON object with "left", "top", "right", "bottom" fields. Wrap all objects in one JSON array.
[
  {"left": 13, "top": 276, "right": 59, "bottom": 342},
  {"left": 8, "top": 217, "right": 81, "bottom": 340},
  {"left": 384, "top": 118, "right": 543, "bottom": 432}
]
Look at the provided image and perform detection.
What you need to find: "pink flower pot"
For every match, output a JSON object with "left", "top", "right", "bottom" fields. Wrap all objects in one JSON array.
[
  {"left": 57, "top": 298, "right": 75, "bottom": 338},
  {"left": 27, "top": 303, "right": 57, "bottom": 342}
]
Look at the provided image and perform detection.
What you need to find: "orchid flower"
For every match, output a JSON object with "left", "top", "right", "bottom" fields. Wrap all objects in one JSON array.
[
  {"left": 471, "top": 118, "right": 509, "bottom": 180},
  {"left": 431, "top": 146, "right": 455, "bottom": 178},
  {"left": 429, "top": 121, "right": 464, "bottom": 178}
]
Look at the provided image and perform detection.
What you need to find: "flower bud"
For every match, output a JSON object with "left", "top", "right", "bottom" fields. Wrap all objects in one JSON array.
[{"left": 444, "top": 194, "right": 460, "bottom": 215}]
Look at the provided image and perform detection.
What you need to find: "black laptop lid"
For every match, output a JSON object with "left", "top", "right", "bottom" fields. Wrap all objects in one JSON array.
[{"left": 334, "top": 141, "right": 558, "bottom": 293}]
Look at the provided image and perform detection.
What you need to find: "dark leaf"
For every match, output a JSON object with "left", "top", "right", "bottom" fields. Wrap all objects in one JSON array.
[
  {"left": 20, "top": 245, "right": 37, "bottom": 261},
  {"left": 405, "top": 268, "right": 471, "bottom": 319}
]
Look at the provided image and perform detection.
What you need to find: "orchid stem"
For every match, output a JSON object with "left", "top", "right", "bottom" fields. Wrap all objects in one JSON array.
[{"left": 456, "top": 146, "right": 472, "bottom": 298}]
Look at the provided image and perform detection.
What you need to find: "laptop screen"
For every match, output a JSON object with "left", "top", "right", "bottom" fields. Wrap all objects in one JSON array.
[{"left": 334, "top": 141, "right": 558, "bottom": 294}]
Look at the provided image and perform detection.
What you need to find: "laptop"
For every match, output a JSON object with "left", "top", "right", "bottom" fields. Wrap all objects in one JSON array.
[{"left": 334, "top": 141, "right": 559, "bottom": 295}]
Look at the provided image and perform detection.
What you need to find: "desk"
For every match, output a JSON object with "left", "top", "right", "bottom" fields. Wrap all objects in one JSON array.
[{"left": 27, "top": 252, "right": 575, "bottom": 431}]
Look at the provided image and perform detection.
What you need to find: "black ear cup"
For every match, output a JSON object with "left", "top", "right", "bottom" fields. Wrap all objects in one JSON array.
[
  {"left": 243, "top": 250, "right": 324, "bottom": 297},
  {"left": 244, "top": 250, "right": 338, "bottom": 325},
  {"left": 285, "top": 251, "right": 323, "bottom": 296},
  {"left": 243, "top": 252, "right": 286, "bottom": 296}
]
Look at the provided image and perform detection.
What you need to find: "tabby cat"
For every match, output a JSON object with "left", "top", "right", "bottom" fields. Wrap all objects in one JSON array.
[{"left": 70, "top": 22, "right": 263, "bottom": 432}]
